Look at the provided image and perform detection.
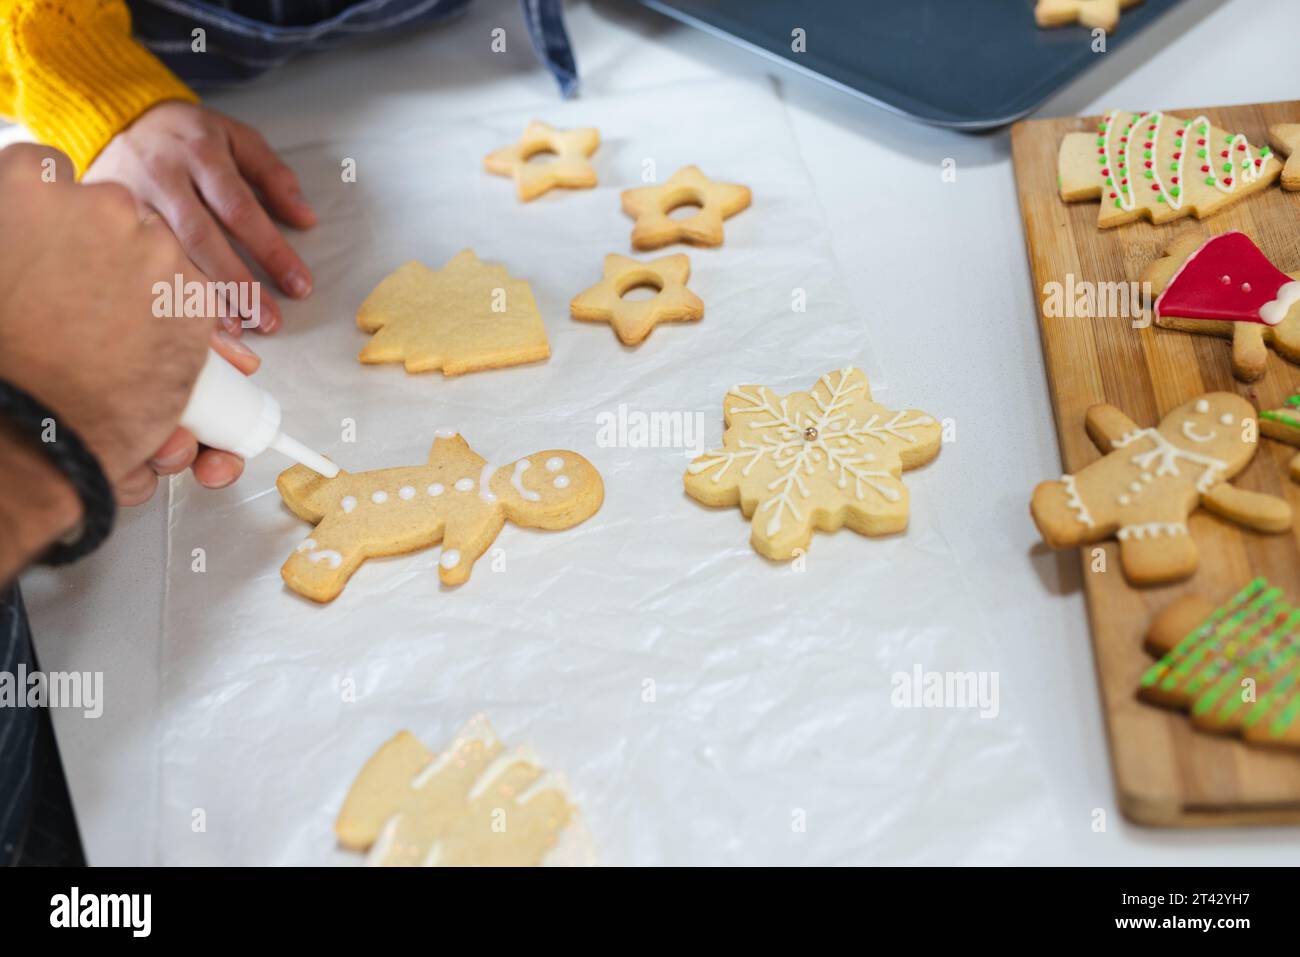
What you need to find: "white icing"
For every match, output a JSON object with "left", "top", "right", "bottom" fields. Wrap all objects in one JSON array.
[
  {"left": 478, "top": 463, "right": 498, "bottom": 503},
  {"left": 364, "top": 815, "right": 400, "bottom": 867},
  {"left": 545, "top": 457, "right": 564, "bottom": 472},
  {"left": 434, "top": 428, "right": 458, "bottom": 438},
  {"left": 1111, "top": 427, "right": 1227, "bottom": 493},
  {"left": 1195, "top": 399, "right": 1210, "bottom": 414},
  {"left": 553, "top": 475, "right": 570, "bottom": 489},
  {"left": 295, "top": 539, "right": 342, "bottom": 568},
  {"left": 1118, "top": 494, "right": 1131, "bottom": 506},
  {"left": 467, "top": 748, "right": 542, "bottom": 801},
  {"left": 454, "top": 478, "right": 474, "bottom": 493},
  {"left": 296, "top": 538, "right": 316, "bottom": 552},
  {"left": 1061, "top": 474, "right": 1094, "bottom": 528},
  {"left": 440, "top": 549, "right": 460, "bottom": 569},
  {"left": 1260, "top": 281, "right": 1300, "bottom": 326},
  {"left": 371, "top": 490, "right": 388, "bottom": 504},
  {"left": 1219, "top": 413, "right": 1234, "bottom": 425},
  {"left": 427, "top": 483, "right": 444, "bottom": 497},
  {"left": 341, "top": 495, "right": 357, "bottom": 513},
  {"left": 512, "top": 459, "right": 541, "bottom": 501},
  {"left": 1118, "top": 522, "right": 1188, "bottom": 541},
  {"left": 1181, "top": 420, "right": 1216, "bottom": 444},
  {"left": 398, "top": 486, "right": 415, "bottom": 500}
]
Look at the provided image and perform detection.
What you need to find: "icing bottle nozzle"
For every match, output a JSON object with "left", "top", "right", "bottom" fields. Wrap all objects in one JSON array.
[{"left": 179, "top": 350, "right": 339, "bottom": 478}]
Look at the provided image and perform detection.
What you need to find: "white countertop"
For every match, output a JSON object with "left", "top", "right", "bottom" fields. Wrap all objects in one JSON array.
[{"left": 19, "top": 0, "right": 1300, "bottom": 864}]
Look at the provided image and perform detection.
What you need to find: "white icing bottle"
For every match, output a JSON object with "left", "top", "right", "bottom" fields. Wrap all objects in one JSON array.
[{"left": 178, "top": 350, "right": 339, "bottom": 478}]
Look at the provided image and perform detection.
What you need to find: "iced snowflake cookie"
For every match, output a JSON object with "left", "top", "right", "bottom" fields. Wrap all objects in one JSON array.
[
  {"left": 357, "top": 250, "right": 549, "bottom": 376},
  {"left": 483, "top": 121, "right": 600, "bottom": 201},
  {"left": 1142, "top": 579, "right": 1300, "bottom": 749},
  {"left": 1268, "top": 124, "right": 1300, "bottom": 191},
  {"left": 685, "top": 368, "right": 941, "bottom": 560},
  {"left": 621, "top": 165, "right": 751, "bottom": 251},
  {"left": 277, "top": 433, "right": 603, "bottom": 602},
  {"left": 1030, "top": 394, "right": 1291, "bottom": 586},
  {"left": 1035, "top": 0, "right": 1141, "bottom": 32},
  {"left": 1142, "top": 231, "right": 1300, "bottom": 382},
  {"left": 570, "top": 253, "right": 704, "bottom": 345},
  {"left": 337, "top": 716, "right": 593, "bottom": 866},
  {"left": 1059, "top": 111, "right": 1281, "bottom": 228},
  {"left": 1261, "top": 392, "right": 1300, "bottom": 483}
]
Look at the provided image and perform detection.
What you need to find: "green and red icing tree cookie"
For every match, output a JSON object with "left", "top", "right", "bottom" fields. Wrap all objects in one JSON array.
[
  {"left": 1059, "top": 110, "right": 1282, "bottom": 227},
  {"left": 1261, "top": 392, "right": 1300, "bottom": 483}
]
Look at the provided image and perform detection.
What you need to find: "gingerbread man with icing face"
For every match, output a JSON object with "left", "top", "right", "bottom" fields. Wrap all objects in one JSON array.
[
  {"left": 277, "top": 433, "right": 603, "bottom": 603},
  {"left": 1031, "top": 393, "right": 1291, "bottom": 585}
]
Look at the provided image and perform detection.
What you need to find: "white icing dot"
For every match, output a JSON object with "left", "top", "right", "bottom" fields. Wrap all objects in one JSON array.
[
  {"left": 454, "top": 478, "right": 474, "bottom": 492},
  {"left": 553, "top": 475, "right": 570, "bottom": 489},
  {"left": 1141, "top": 473, "right": 1153, "bottom": 483},
  {"left": 296, "top": 538, "right": 317, "bottom": 553},
  {"left": 398, "top": 486, "right": 415, "bottom": 500},
  {"left": 440, "top": 549, "right": 460, "bottom": 569},
  {"left": 341, "top": 496, "right": 357, "bottom": 513},
  {"left": 1220, "top": 413, "right": 1233, "bottom": 425},
  {"left": 1119, "top": 495, "right": 1131, "bottom": 505},
  {"left": 545, "top": 457, "right": 564, "bottom": 472},
  {"left": 1129, "top": 482, "right": 1141, "bottom": 493},
  {"left": 371, "top": 490, "right": 388, "bottom": 504},
  {"left": 1195, "top": 399, "right": 1209, "bottom": 413},
  {"left": 427, "top": 483, "right": 444, "bottom": 497}
]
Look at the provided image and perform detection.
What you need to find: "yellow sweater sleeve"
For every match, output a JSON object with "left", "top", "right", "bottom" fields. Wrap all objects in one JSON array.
[{"left": 0, "top": 0, "right": 198, "bottom": 175}]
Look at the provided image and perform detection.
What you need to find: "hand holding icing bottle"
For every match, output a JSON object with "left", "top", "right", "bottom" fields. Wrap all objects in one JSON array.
[{"left": 179, "top": 350, "right": 339, "bottom": 478}]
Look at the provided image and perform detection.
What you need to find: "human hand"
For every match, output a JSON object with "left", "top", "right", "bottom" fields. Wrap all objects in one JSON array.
[{"left": 83, "top": 100, "right": 317, "bottom": 334}]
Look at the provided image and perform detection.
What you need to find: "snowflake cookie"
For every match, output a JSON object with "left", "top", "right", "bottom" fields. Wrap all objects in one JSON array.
[
  {"left": 483, "top": 121, "right": 600, "bottom": 202},
  {"left": 1030, "top": 394, "right": 1291, "bottom": 586},
  {"left": 277, "top": 432, "right": 603, "bottom": 602},
  {"left": 684, "top": 368, "right": 941, "bottom": 560},
  {"left": 1035, "top": 0, "right": 1141, "bottom": 32}
]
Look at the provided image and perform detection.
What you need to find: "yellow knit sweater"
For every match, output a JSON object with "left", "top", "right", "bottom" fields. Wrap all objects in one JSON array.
[{"left": 0, "top": 0, "right": 196, "bottom": 175}]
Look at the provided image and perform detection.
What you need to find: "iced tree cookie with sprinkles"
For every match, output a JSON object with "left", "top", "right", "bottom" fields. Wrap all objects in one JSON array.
[
  {"left": 1030, "top": 394, "right": 1291, "bottom": 586},
  {"left": 1260, "top": 391, "right": 1300, "bottom": 483},
  {"left": 1142, "top": 231, "right": 1300, "bottom": 382},
  {"left": 684, "top": 368, "right": 941, "bottom": 560},
  {"left": 1058, "top": 110, "right": 1281, "bottom": 228},
  {"left": 276, "top": 432, "right": 603, "bottom": 602}
]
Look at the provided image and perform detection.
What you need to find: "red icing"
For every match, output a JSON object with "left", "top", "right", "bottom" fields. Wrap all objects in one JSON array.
[{"left": 1155, "top": 232, "right": 1292, "bottom": 325}]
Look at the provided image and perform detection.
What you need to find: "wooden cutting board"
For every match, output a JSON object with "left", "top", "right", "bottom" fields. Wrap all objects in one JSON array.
[{"left": 1010, "top": 100, "right": 1300, "bottom": 826}]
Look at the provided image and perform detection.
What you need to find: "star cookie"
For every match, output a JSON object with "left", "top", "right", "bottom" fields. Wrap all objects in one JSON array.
[
  {"left": 620, "top": 165, "right": 751, "bottom": 251},
  {"left": 356, "top": 249, "right": 549, "bottom": 376},
  {"left": 1260, "top": 392, "right": 1300, "bottom": 484},
  {"left": 483, "top": 121, "right": 599, "bottom": 201},
  {"left": 570, "top": 253, "right": 704, "bottom": 345},
  {"left": 685, "top": 368, "right": 941, "bottom": 560},
  {"left": 1035, "top": 0, "right": 1142, "bottom": 32},
  {"left": 1268, "top": 124, "right": 1300, "bottom": 191}
]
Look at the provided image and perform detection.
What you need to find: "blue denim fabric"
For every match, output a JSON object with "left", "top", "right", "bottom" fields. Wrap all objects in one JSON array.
[{"left": 126, "top": 0, "right": 579, "bottom": 95}]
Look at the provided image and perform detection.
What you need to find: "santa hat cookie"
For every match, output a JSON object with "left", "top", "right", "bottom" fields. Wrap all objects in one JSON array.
[{"left": 1142, "top": 231, "right": 1300, "bottom": 381}]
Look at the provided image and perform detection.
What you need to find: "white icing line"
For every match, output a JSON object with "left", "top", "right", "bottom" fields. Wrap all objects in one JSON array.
[
  {"left": 466, "top": 748, "right": 542, "bottom": 801},
  {"left": 1061, "top": 474, "right": 1094, "bottom": 528},
  {"left": 1260, "top": 281, "right": 1300, "bottom": 326},
  {"left": 364, "top": 815, "right": 400, "bottom": 867},
  {"left": 1118, "top": 522, "right": 1187, "bottom": 541},
  {"left": 434, "top": 428, "right": 458, "bottom": 438},
  {"left": 512, "top": 459, "right": 541, "bottom": 501},
  {"left": 478, "top": 463, "right": 498, "bottom": 503}
]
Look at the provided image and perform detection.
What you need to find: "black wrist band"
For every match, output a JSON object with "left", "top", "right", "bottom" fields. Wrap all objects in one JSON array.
[{"left": 0, "top": 380, "right": 115, "bottom": 565}]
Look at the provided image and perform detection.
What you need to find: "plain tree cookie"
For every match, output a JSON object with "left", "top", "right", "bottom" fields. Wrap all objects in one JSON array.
[
  {"left": 1059, "top": 110, "right": 1281, "bottom": 228},
  {"left": 1030, "top": 394, "right": 1291, "bottom": 586},
  {"left": 277, "top": 432, "right": 603, "bottom": 602},
  {"left": 685, "top": 367, "right": 941, "bottom": 560}
]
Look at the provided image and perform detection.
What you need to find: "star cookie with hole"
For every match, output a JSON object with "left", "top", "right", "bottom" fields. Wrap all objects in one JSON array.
[
  {"left": 483, "top": 121, "right": 600, "bottom": 201},
  {"left": 685, "top": 368, "right": 941, "bottom": 560},
  {"left": 621, "top": 165, "right": 751, "bottom": 250},
  {"left": 1059, "top": 110, "right": 1281, "bottom": 228},
  {"left": 356, "top": 249, "right": 549, "bottom": 376},
  {"left": 570, "top": 253, "right": 704, "bottom": 345},
  {"left": 1268, "top": 124, "right": 1300, "bottom": 191},
  {"left": 1030, "top": 394, "right": 1291, "bottom": 586},
  {"left": 1260, "top": 391, "right": 1300, "bottom": 484},
  {"left": 1035, "top": 0, "right": 1142, "bottom": 32},
  {"left": 1141, "top": 231, "right": 1300, "bottom": 382}
]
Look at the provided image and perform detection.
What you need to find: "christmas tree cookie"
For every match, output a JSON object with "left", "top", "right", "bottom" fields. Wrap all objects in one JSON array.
[
  {"left": 1030, "top": 394, "right": 1291, "bottom": 585},
  {"left": 277, "top": 432, "right": 603, "bottom": 602},
  {"left": 1142, "top": 231, "right": 1300, "bottom": 381},
  {"left": 1268, "top": 124, "right": 1300, "bottom": 191},
  {"left": 685, "top": 368, "right": 941, "bottom": 560},
  {"left": 1059, "top": 111, "right": 1281, "bottom": 228},
  {"left": 1143, "top": 579, "right": 1300, "bottom": 749},
  {"left": 1260, "top": 392, "right": 1300, "bottom": 483},
  {"left": 1035, "top": 0, "right": 1142, "bottom": 33}
]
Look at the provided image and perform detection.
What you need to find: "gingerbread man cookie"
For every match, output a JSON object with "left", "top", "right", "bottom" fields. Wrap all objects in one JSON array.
[
  {"left": 1030, "top": 394, "right": 1291, "bottom": 586},
  {"left": 277, "top": 433, "right": 603, "bottom": 602},
  {"left": 1059, "top": 111, "right": 1281, "bottom": 228},
  {"left": 337, "top": 716, "right": 588, "bottom": 866},
  {"left": 483, "top": 121, "right": 600, "bottom": 202},
  {"left": 621, "top": 165, "right": 751, "bottom": 250},
  {"left": 1142, "top": 231, "right": 1300, "bottom": 382},
  {"left": 570, "top": 253, "right": 704, "bottom": 345},
  {"left": 1142, "top": 579, "right": 1300, "bottom": 749},
  {"left": 1035, "top": 0, "right": 1142, "bottom": 32},
  {"left": 357, "top": 250, "right": 549, "bottom": 376},
  {"left": 1260, "top": 391, "right": 1300, "bottom": 483},
  {"left": 1268, "top": 123, "right": 1300, "bottom": 191},
  {"left": 685, "top": 368, "right": 941, "bottom": 560}
]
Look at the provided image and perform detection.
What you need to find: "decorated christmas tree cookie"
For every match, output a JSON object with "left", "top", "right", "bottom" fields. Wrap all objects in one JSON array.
[
  {"left": 1030, "top": 394, "right": 1291, "bottom": 586},
  {"left": 685, "top": 368, "right": 941, "bottom": 560},
  {"left": 277, "top": 433, "right": 603, "bottom": 602},
  {"left": 1142, "top": 231, "right": 1300, "bottom": 381},
  {"left": 1260, "top": 392, "right": 1300, "bottom": 483},
  {"left": 1143, "top": 579, "right": 1300, "bottom": 750},
  {"left": 1059, "top": 111, "right": 1281, "bottom": 228},
  {"left": 1035, "top": 0, "right": 1142, "bottom": 33}
]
